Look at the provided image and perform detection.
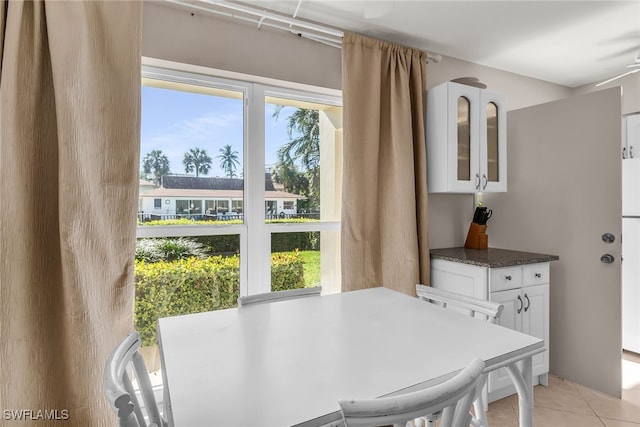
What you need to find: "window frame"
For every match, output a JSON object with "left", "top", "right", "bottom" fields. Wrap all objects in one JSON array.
[{"left": 138, "top": 60, "right": 341, "bottom": 298}]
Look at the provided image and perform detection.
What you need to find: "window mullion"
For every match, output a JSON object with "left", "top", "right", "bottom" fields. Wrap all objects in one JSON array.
[{"left": 245, "top": 84, "right": 269, "bottom": 296}]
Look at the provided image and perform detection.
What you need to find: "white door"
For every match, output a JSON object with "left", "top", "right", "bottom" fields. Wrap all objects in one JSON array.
[
  {"left": 625, "top": 113, "right": 640, "bottom": 161},
  {"left": 622, "top": 218, "right": 640, "bottom": 353},
  {"left": 484, "top": 87, "right": 622, "bottom": 397},
  {"left": 622, "top": 158, "right": 640, "bottom": 215}
]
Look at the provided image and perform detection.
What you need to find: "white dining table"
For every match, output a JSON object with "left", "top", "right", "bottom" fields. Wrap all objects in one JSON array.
[{"left": 158, "top": 287, "right": 544, "bottom": 427}]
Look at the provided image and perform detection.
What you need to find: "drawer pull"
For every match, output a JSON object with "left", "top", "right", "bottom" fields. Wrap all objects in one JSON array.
[
  {"left": 535, "top": 273, "right": 542, "bottom": 278},
  {"left": 505, "top": 275, "right": 512, "bottom": 281}
]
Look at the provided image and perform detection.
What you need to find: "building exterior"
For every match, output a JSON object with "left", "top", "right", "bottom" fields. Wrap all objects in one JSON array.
[{"left": 138, "top": 174, "right": 304, "bottom": 221}]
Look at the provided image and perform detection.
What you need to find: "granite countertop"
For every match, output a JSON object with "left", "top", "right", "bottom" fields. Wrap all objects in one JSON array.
[{"left": 430, "top": 247, "right": 559, "bottom": 268}]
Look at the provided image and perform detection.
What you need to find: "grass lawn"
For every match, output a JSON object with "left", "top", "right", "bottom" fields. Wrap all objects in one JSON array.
[{"left": 298, "top": 250, "right": 320, "bottom": 287}]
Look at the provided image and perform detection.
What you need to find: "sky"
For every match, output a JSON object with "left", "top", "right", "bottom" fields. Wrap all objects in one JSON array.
[{"left": 140, "top": 85, "right": 298, "bottom": 178}]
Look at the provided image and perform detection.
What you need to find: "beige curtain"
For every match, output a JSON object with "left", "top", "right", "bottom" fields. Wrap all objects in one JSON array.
[
  {"left": 341, "top": 32, "right": 430, "bottom": 296},
  {"left": 0, "top": 1, "right": 142, "bottom": 425}
]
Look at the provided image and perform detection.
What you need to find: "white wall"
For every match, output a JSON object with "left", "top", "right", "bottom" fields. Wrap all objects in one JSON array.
[
  {"left": 143, "top": 1, "right": 341, "bottom": 90},
  {"left": 426, "top": 55, "right": 572, "bottom": 111},
  {"left": 572, "top": 73, "right": 640, "bottom": 115}
]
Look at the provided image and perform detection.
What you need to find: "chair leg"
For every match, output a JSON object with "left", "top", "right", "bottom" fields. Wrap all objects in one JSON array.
[
  {"left": 425, "top": 412, "right": 439, "bottom": 427},
  {"left": 472, "top": 375, "right": 489, "bottom": 427}
]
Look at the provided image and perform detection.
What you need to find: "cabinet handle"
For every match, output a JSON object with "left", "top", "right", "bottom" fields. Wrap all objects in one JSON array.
[
  {"left": 505, "top": 275, "right": 512, "bottom": 281},
  {"left": 524, "top": 294, "right": 531, "bottom": 312},
  {"left": 623, "top": 147, "right": 627, "bottom": 159},
  {"left": 535, "top": 273, "right": 542, "bottom": 278},
  {"left": 482, "top": 174, "right": 488, "bottom": 190},
  {"left": 475, "top": 173, "right": 481, "bottom": 190},
  {"left": 517, "top": 295, "right": 523, "bottom": 314},
  {"left": 631, "top": 146, "right": 634, "bottom": 159}
]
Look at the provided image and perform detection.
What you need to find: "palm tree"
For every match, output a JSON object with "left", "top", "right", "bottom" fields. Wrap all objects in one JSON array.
[
  {"left": 217, "top": 144, "right": 240, "bottom": 178},
  {"left": 183, "top": 147, "right": 212, "bottom": 177},
  {"left": 273, "top": 107, "right": 320, "bottom": 171},
  {"left": 272, "top": 106, "right": 320, "bottom": 210},
  {"left": 271, "top": 161, "right": 311, "bottom": 212},
  {"left": 142, "top": 149, "right": 170, "bottom": 185}
]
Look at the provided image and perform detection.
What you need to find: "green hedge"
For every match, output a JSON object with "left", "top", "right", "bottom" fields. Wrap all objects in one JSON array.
[
  {"left": 134, "top": 252, "right": 305, "bottom": 346},
  {"left": 137, "top": 220, "right": 320, "bottom": 254},
  {"left": 192, "top": 235, "right": 241, "bottom": 256},
  {"left": 194, "top": 232, "right": 318, "bottom": 253},
  {"left": 136, "top": 237, "right": 208, "bottom": 262},
  {"left": 271, "top": 231, "right": 319, "bottom": 252},
  {"left": 135, "top": 233, "right": 318, "bottom": 256}
]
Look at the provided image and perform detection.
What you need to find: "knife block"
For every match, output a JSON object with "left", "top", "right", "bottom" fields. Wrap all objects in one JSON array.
[{"left": 464, "top": 222, "right": 488, "bottom": 250}]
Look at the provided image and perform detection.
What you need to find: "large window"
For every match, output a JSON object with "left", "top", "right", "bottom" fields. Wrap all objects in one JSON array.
[{"left": 136, "top": 65, "right": 342, "bottom": 355}]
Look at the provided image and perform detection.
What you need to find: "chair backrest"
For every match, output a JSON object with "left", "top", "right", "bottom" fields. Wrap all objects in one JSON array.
[
  {"left": 237, "top": 286, "right": 322, "bottom": 307},
  {"left": 103, "top": 331, "right": 167, "bottom": 427},
  {"left": 338, "top": 358, "right": 485, "bottom": 427},
  {"left": 416, "top": 284, "right": 503, "bottom": 323}
]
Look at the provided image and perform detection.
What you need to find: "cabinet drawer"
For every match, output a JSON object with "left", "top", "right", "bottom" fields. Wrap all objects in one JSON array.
[
  {"left": 522, "top": 263, "right": 550, "bottom": 286},
  {"left": 490, "top": 267, "right": 522, "bottom": 291}
]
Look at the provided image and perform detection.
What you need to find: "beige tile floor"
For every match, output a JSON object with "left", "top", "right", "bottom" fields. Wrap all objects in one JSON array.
[{"left": 485, "top": 351, "right": 640, "bottom": 426}]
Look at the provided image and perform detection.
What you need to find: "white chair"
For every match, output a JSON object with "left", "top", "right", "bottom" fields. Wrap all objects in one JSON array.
[
  {"left": 338, "top": 358, "right": 485, "bottom": 427},
  {"left": 415, "top": 285, "right": 503, "bottom": 324},
  {"left": 416, "top": 284, "right": 504, "bottom": 427},
  {"left": 103, "top": 331, "right": 167, "bottom": 427},
  {"left": 237, "top": 286, "right": 321, "bottom": 307}
]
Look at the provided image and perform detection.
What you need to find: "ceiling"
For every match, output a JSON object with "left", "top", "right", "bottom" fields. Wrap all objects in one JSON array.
[{"left": 236, "top": 0, "right": 640, "bottom": 88}]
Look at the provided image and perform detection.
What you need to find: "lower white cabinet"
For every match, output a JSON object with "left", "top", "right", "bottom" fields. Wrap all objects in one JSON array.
[{"left": 431, "top": 259, "right": 550, "bottom": 402}]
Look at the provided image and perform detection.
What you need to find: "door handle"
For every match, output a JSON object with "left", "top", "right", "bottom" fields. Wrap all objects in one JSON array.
[
  {"left": 524, "top": 294, "right": 530, "bottom": 312},
  {"left": 600, "top": 254, "right": 615, "bottom": 264},
  {"left": 602, "top": 233, "right": 615, "bottom": 244},
  {"left": 517, "top": 295, "right": 523, "bottom": 314}
]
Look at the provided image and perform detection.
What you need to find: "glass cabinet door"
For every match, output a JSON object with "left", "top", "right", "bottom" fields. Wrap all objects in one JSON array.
[
  {"left": 457, "top": 96, "right": 472, "bottom": 182},
  {"left": 486, "top": 101, "right": 499, "bottom": 183},
  {"left": 479, "top": 90, "right": 507, "bottom": 192},
  {"left": 446, "top": 82, "right": 480, "bottom": 192}
]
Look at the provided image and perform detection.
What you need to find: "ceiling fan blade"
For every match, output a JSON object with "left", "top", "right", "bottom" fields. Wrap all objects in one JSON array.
[{"left": 596, "top": 68, "right": 640, "bottom": 87}]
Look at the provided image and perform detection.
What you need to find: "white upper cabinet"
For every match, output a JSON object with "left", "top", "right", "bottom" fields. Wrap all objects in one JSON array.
[{"left": 426, "top": 81, "right": 507, "bottom": 193}]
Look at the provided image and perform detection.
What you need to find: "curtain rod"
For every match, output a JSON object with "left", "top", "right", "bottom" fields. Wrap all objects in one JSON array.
[{"left": 165, "top": 0, "right": 442, "bottom": 63}]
